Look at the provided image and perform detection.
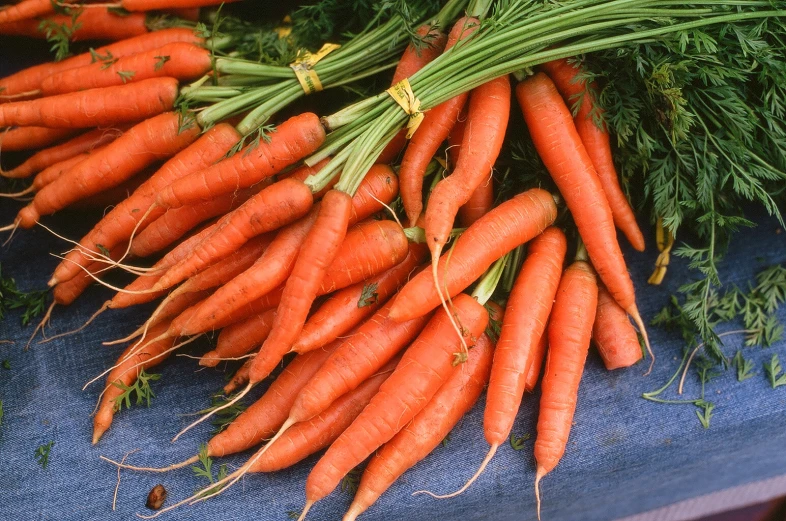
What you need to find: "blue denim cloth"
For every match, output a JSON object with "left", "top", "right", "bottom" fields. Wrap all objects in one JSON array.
[{"left": 0, "top": 58, "right": 785, "bottom": 521}]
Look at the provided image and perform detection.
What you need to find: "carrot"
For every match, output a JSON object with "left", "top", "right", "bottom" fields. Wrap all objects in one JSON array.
[
  {"left": 248, "top": 357, "right": 397, "bottom": 474},
  {"left": 458, "top": 176, "right": 494, "bottom": 227},
  {"left": 345, "top": 331, "right": 494, "bottom": 520},
  {"left": 0, "top": 28, "right": 202, "bottom": 102},
  {"left": 0, "top": 126, "right": 74, "bottom": 152},
  {"left": 92, "top": 321, "right": 176, "bottom": 445},
  {"left": 593, "top": 284, "right": 642, "bottom": 370},
  {"left": 425, "top": 75, "right": 510, "bottom": 263},
  {"left": 223, "top": 358, "right": 253, "bottom": 395},
  {"left": 127, "top": 187, "right": 259, "bottom": 259},
  {"left": 0, "top": 77, "right": 178, "bottom": 132},
  {"left": 292, "top": 242, "right": 428, "bottom": 354},
  {"left": 16, "top": 110, "right": 199, "bottom": 228},
  {"left": 377, "top": 24, "right": 447, "bottom": 164},
  {"left": 149, "top": 178, "right": 315, "bottom": 291},
  {"left": 155, "top": 113, "right": 325, "bottom": 208},
  {"left": 2, "top": 126, "right": 124, "bottom": 179},
  {"left": 539, "top": 58, "right": 645, "bottom": 252},
  {"left": 389, "top": 188, "right": 557, "bottom": 323},
  {"left": 40, "top": 42, "right": 212, "bottom": 96},
  {"left": 176, "top": 165, "right": 400, "bottom": 333},
  {"left": 0, "top": 9, "right": 148, "bottom": 41},
  {"left": 175, "top": 217, "right": 414, "bottom": 339},
  {"left": 238, "top": 189, "right": 354, "bottom": 384},
  {"left": 398, "top": 16, "right": 479, "bottom": 226},
  {"left": 525, "top": 333, "right": 548, "bottom": 392},
  {"left": 51, "top": 123, "right": 241, "bottom": 285},
  {"left": 118, "top": 0, "right": 238, "bottom": 11},
  {"left": 298, "top": 293, "right": 488, "bottom": 517},
  {"left": 209, "top": 342, "right": 339, "bottom": 458},
  {"left": 200, "top": 309, "right": 276, "bottom": 368},
  {"left": 516, "top": 72, "right": 652, "bottom": 370},
  {"left": 534, "top": 252, "right": 598, "bottom": 518},
  {"left": 170, "top": 189, "right": 354, "bottom": 443},
  {"left": 434, "top": 228, "right": 566, "bottom": 497},
  {"left": 290, "top": 299, "right": 432, "bottom": 430},
  {"left": 131, "top": 234, "right": 274, "bottom": 350},
  {"left": 30, "top": 152, "right": 92, "bottom": 191},
  {"left": 313, "top": 220, "right": 410, "bottom": 296},
  {"left": 52, "top": 245, "right": 126, "bottom": 307},
  {"left": 0, "top": 0, "right": 53, "bottom": 25}
]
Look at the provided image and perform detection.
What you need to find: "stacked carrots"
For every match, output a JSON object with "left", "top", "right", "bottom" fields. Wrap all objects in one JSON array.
[{"left": 0, "top": 3, "right": 655, "bottom": 520}]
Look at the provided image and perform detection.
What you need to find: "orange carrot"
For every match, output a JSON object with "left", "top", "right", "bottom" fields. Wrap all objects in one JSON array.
[
  {"left": 92, "top": 321, "right": 175, "bottom": 445},
  {"left": 155, "top": 113, "right": 325, "bottom": 208},
  {"left": 540, "top": 58, "right": 645, "bottom": 252},
  {"left": 200, "top": 309, "right": 276, "bottom": 367},
  {"left": 314, "top": 219, "right": 410, "bottom": 296},
  {"left": 149, "top": 178, "right": 315, "bottom": 291},
  {"left": 248, "top": 356, "right": 398, "bottom": 473},
  {"left": 243, "top": 189, "right": 354, "bottom": 384},
  {"left": 377, "top": 24, "right": 447, "bottom": 164},
  {"left": 345, "top": 331, "right": 494, "bottom": 520},
  {"left": 292, "top": 242, "right": 428, "bottom": 353},
  {"left": 525, "top": 333, "right": 548, "bottom": 392},
  {"left": 0, "top": 0, "right": 53, "bottom": 25},
  {"left": 0, "top": 77, "right": 178, "bottom": 130},
  {"left": 127, "top": 187, "right": 260, "bottom": 259},
  {"left": 30, "top": 152, "right": 91, "bottom": 191},
  {"left": 16, "top": 110, "right": 199, "bottom": 228},
  {"left": 299, "top": 293, "right": 488, "bottom": 517},
  {"left": 534, "top": 254, "right": 597, "bottom": 517},
  {"left": 458, "top": 175, "right": 494, "bottom": 227},
  {"left": 51, "top": 123, "right": 241, "bottom": 285},
  {"left": 176, "top": 165, "right": 399, "bottom": 332},
  {"left": 425, "top": 75, "right": 510, "bottom": 263},
  {"left": 2, "top": 126, "right": 124, "bottom": 179},
  {"left": 0, "top": 28, "right": 202, "bottom": 101},
  {"left": 52, "top": 245, "right": 125, "bottom": 306},
  {"left": 440, "top": 228, "right": 566, "bottom": 496},
  {"left": 107, "top": 223, "right": 218, "bottom": 310},
  {"left": 516, "top": 72, "right": 652, "bottom": 368},
  {"left": 290, "top": 299, "right": 432, "bottom": 428},
  {"left": 0, "top": 126, "right": 74, "bottom": 152},
  {"left": 593, "top": 284, "right": 642, "bottom": 370},
  {"left": 389, "top": 188, "right": 557, "bottom": 323},
  {"left": 208, "top": 341, "right": 339, "bottom": 458},
  {"left": 0, "top": 9, "right": 148, "bottom": 41},
  {"left": 40, "top": 42, "right": 212, "bottom": 96},
  {"left": 398, "top": 16, "right": 479, "bottom": 226},
  {"left": 119, "top": 0, "right": 238, "bottom": 11}
]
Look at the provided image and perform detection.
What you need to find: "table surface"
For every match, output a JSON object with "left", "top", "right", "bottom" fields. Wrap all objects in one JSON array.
[{"left": 0, "top": 47, "right": 785, "bottom": 521}]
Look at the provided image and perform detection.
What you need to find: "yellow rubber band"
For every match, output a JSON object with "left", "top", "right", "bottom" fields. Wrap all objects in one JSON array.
[
  {"left": 386, "top": 78, "right": 425, "bottom": 139},
  {"left": 648, "top": 217, "right": 674, "bottom": 285},
  {"left": 289, "top": 43, "right": 340, "bottom": 95}
]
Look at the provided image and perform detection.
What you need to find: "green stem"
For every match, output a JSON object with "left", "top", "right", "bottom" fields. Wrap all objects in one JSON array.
[{"left": 472, "top": 252, "right": 510, "bottom": 305}]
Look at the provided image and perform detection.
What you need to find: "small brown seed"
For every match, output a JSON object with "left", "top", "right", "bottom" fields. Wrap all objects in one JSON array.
[{"left": 146, "top": 484, "right": 167, "bottom": 510}]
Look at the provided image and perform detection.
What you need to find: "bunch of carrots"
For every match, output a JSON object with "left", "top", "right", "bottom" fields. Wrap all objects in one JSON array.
[{"left": 1, "top": 0, "right": 783, "bottom": 519}]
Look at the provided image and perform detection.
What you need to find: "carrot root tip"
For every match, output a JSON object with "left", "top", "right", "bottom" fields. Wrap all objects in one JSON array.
[
  {"left": 296, "top": 501, "right": 314, "bottom": 521},
  {"left": 414, "top": 444, "right": 498, "bottom": 499}
]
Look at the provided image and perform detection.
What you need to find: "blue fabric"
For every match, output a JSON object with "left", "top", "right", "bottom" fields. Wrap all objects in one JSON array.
[{"left": 1, "top": 201, "right": 785, "bottom": 521}]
